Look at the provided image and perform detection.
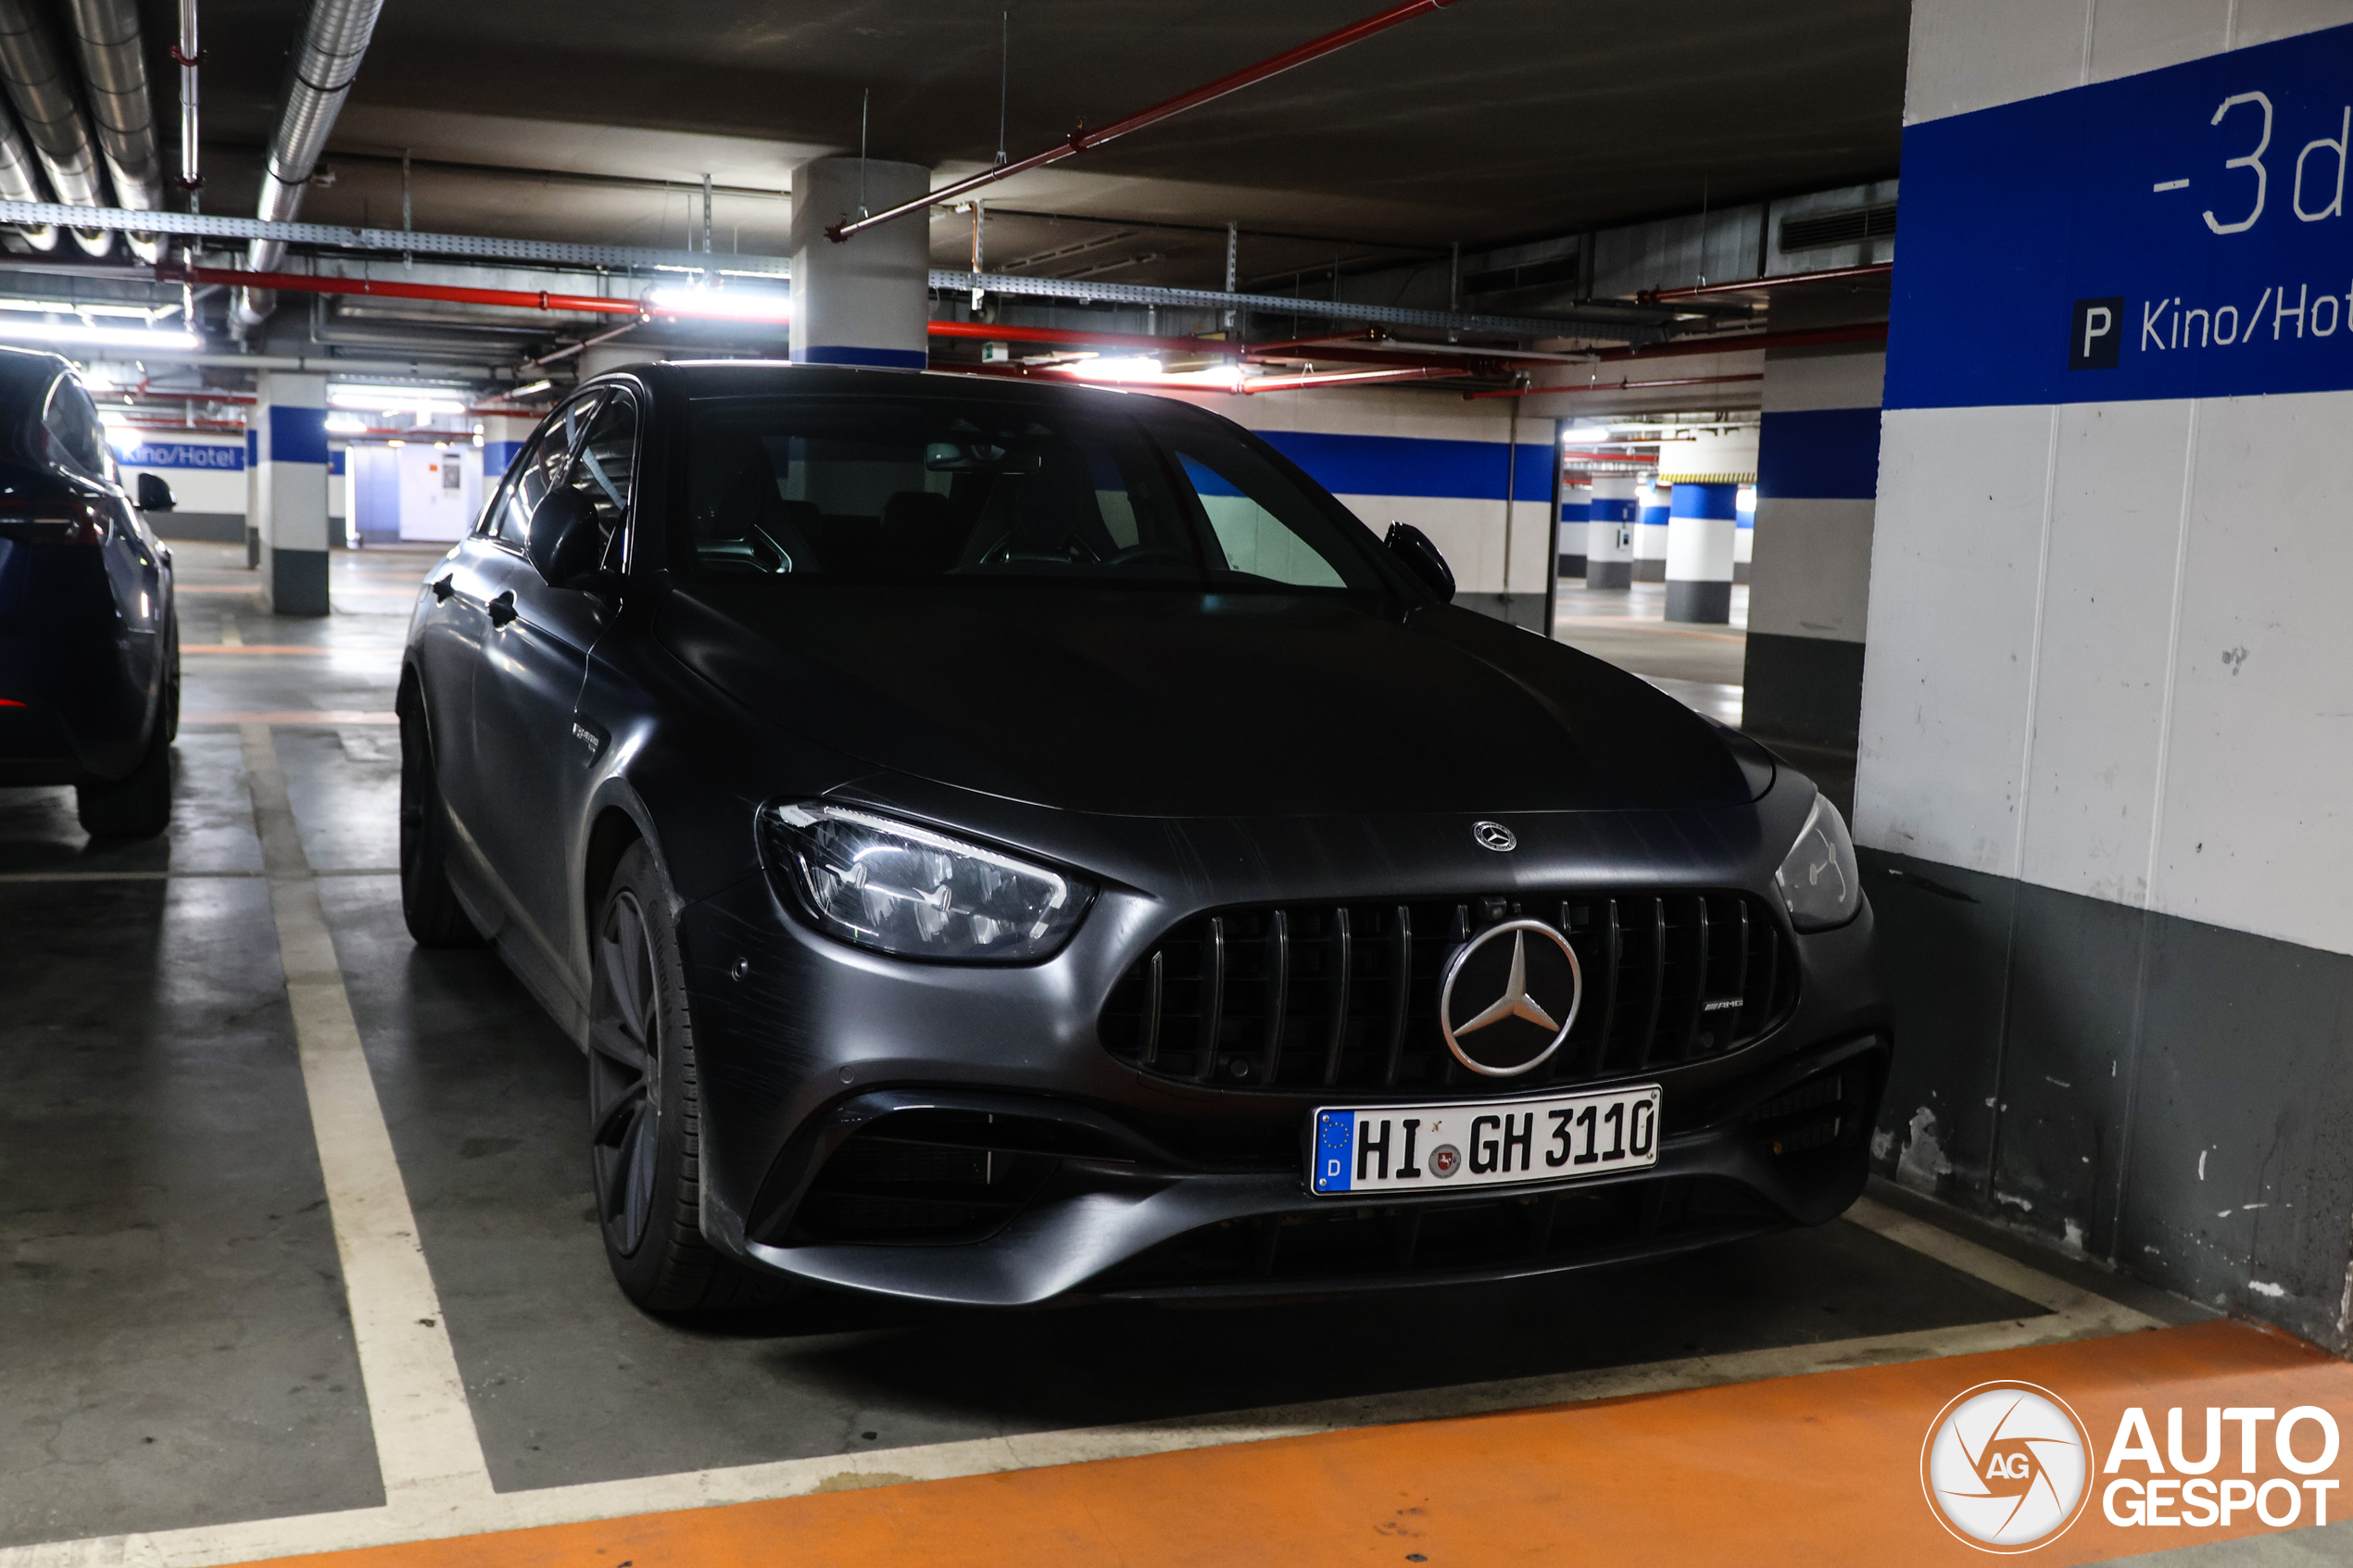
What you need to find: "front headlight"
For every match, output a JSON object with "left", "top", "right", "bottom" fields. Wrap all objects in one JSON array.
[
  {"left": 1774, "top": 795, "right": 1861, "bottom": 932},
  {"left": 760, "top": 801, "right": 1093, "bottom": 962}
]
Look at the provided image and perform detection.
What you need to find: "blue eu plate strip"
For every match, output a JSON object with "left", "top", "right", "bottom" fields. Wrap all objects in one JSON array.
[{"left": 1313, "top": 1110, "right": 1353, "bottom": 1194}]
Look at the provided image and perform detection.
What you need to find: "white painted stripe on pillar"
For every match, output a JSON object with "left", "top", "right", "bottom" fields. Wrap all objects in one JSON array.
[{"left": 239, "top": 723, "right": 494, "bottom": 1504}]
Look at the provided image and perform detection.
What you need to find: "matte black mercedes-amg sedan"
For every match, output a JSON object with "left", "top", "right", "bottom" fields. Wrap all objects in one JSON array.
[
  {"left": 0, "top": 347, "right": 179, "bottom": 838},
  {"left": 399, "top": 360, "right": 1887, "bottom": 1312}
]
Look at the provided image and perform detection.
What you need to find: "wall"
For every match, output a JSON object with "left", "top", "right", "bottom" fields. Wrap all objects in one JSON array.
[
  {"left": 1862, "top": 0, "right": 2353, "bottom": 1352},
  {"left": 392, "top": 443, "right": 483, "bottom": 543},
  {"left": 118, "top": 435, "right": 245, "bottom": 543}
]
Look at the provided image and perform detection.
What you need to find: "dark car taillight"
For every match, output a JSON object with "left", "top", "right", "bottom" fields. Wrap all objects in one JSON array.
[{"left": 0, "top": 495, "right": 104, "bottom": 545}]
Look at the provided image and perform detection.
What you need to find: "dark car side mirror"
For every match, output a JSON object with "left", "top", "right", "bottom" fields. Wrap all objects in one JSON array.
[
  {"left": 526, "top": 487, "right": 605, "bottom": 587},
  {"left": 1384, "top": 521, "right": 1454, "bottom": 602},
  {"left": 135, "top": 472, "right": 175, "bottom": 512}
]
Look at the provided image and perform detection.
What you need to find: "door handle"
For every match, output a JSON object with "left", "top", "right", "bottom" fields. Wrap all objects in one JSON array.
[
  {"left": 487, "top": 590, "right": 518, "bottom": 626},
  {"left": 431, "top": 573, "right": 454, "bottom": 601}
]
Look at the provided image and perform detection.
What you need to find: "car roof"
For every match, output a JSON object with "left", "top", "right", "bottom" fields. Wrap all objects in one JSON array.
[{"left": 587, "top": 358, "right": 1195, "bottom": 417}]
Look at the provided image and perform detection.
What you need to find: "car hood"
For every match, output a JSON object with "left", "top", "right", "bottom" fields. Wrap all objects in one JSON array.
[{"left": 658, "top": 582, "right": 1755, "bottom": 817}]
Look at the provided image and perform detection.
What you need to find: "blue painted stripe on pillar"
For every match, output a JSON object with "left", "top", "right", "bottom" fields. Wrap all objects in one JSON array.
[
  {"left": 1591, "top": 497, "right": 1637, "bottom": 522},
  {"left": 794, "top": 345, "right": 928, "bottom": 370},
  {"left": 1669, "top": 482, "right": 1739, "bottom": 521},
  {"left": 1640, "top": 503, "right": 1669, "bottom": 527},
  {"left": 329, "top": 450, "right": 346, "bottom": 476},
  {"left": 246, "top": 428, "right": 258, "bottom": 464},
  {"left": 1559, "top": 499, "right": 1590, "bottom": 521},
  {"left": 1258, "top": 432, "right": 1552, "bottom": 503},
  {"left": 1757, "top": 408, "right": 1882, "bottom": 500},
  {"left": 267, "top": 405, "right": 329, "bottom": 466}
]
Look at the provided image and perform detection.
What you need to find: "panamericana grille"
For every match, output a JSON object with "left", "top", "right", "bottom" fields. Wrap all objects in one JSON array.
[{"left": 1099, "top": 892, "right": 1795, "bottom": 1097}]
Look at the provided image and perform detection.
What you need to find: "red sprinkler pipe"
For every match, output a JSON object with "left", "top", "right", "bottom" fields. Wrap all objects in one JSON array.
[
  {"left": 162, "top": 265, "right": 647, "bottom": 316},
  {"left": 826, "top": 0, "right": 1468, "bottom": 243},
  {"left": 925, "top": 320, "right": 1230, "bottom": 355}
]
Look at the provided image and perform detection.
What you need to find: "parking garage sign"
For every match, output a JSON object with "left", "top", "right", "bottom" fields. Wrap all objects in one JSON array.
[{"left": 1887, "top": 19, "right": 2353, "bottom": 409}]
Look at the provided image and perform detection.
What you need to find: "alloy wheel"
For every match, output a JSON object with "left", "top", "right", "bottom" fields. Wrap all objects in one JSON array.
[{"left": 590, "top": 889, "right": 663, "bottom": 1257}]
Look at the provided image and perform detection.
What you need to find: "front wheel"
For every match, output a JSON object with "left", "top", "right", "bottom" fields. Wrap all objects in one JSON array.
[
  {"left": 397, "top": 689, "right": 484, "bottom": 947},
  {"left": 589, "top": 840, "right": 786, "bottom": 1312}
]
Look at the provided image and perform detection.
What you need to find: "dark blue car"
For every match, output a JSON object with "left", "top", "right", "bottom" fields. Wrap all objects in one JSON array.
[{"left": 0, "top": 348, "right": 179, "bottom": 838}]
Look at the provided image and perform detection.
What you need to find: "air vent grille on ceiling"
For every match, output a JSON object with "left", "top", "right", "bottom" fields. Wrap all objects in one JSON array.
[{"left": 1779, "top": 203, "right": 1897, "bottom": 253}]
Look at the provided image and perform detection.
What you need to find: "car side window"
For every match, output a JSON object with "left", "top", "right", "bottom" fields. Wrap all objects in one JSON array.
[
  {"left": 486, "top": 395, "right": 602, "bottom": 548},
  {"left": 558, "top": 392, "right": 638, "bottom": 570},
  {"left": 41, "top": 376, "right": 107, "bottom": 477}
]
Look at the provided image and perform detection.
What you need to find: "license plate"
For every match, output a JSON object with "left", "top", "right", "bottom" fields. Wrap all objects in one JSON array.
[{"left": 1309, "top": 1085, "right": 1661, "bottom": 1197}]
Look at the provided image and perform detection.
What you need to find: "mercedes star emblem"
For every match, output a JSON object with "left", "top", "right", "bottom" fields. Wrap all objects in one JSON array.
[
  {"left": 1472, "top": 821, "right": 1516, "bottom": 852},
  {"left": 1437, "top": 918, "right": 1582, "bottom": 1077}
]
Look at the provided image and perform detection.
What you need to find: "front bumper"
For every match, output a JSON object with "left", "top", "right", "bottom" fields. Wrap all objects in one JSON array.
[{"left": 673, "top": 798, "right": 1890, "bottom": 1307}]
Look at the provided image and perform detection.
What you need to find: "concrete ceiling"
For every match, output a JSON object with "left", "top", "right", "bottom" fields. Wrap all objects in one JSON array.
[{"left": 164, "top": 0, "right": 1910, "bottom": 292}]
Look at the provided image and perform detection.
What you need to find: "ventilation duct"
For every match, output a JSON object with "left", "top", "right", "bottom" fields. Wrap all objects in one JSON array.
[
  {"left": 64, "top": 0, "right": 162, "bottom": 262},
  {"left": 0, "top": 97, "right": 55, "bottom": 250},
  {"left": 0, "top": 0, "right": 109, "bottom": 255},
  {"left": 233, "top": 0, "right": 384, "bottom": 329}
]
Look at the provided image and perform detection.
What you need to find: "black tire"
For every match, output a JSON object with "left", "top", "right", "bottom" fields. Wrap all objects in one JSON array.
[
  {"left": 75, "top": 704, "right": 171, "bottom": 838},
  {"left": 589, "top": 840, "right": 786, "bottom": 1312},
  {"left": 397, "top": 687, "right": 484, "bottom": 948},
  {"left": 162, "top": 606, "right": 180, "bottom": 742}
]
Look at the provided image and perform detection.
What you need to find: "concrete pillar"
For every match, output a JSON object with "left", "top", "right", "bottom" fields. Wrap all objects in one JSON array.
[
  {"left": 1663, "top": 483, "right": 1737, "bottom": 622},
  {"left": 481, "top": 414, "right": 535, "bottom": 490},
  {"left": 1743, "top": 345, "right": 1882, "bottom": 752},
  {"left": 788, "top": 156, "right": 932, "bottom": 370},
  {"left": 255, "top": 371, "right": 329, "bottom": 615},
  {"left": 1660, "top": 429, "right": 1756, "bottom": 624},
  {"left": 1733, "top": 483, "right": 1755, "bottom": 583},
  {"left": 1555, "top": 476, "right": 1589, "bottom": 581},
  {"left": 1584, "top": 473, "right": 1636, "bottom": 589},
  {"left": 244, "top": 424, "right": 259, "bottom": 568},
  {"left": 1633, "top": 482, "right": 1669, "bottom": 581}
]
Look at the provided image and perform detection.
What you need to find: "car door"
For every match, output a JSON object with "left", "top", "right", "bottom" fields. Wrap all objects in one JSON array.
[
  {"left": 472, "top": 387, "right": 639, "bottom": 998},
  {"left": 416, "top": 405, "right": 585, "bottom": 872}
]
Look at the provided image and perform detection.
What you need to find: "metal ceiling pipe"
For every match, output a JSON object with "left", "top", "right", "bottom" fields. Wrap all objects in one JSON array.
[
  {"left": 64, "top": 0, "right": 163, "bottom": 261},
  {"left": 0, "top": 0, "right": 110, "bottom": 254},
  {"left": 0, "top": 99, "right": 56, "bottom": 249},
  {"left": 233, "top": 0, "right": 385, "bottom": 328},
  {"left": 172, "top": 0, "right": 197, "bottom": 194}
]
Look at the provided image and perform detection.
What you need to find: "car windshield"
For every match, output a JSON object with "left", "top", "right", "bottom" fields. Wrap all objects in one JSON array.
[{"left": 676, "top": 389, "right": 1394, "bottom": 595}]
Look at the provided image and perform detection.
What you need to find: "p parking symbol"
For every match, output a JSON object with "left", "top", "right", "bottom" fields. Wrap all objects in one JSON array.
[{"left": 2071, "top": 296, "right": 2125, "bottom": 369}]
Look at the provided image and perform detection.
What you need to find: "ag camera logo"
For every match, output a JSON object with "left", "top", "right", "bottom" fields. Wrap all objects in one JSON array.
[{"left": 1921, "top": 1381, "right": 2094, "bottom": 1552}]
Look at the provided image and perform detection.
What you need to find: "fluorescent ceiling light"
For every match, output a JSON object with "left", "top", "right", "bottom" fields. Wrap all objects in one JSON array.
[
  {"left": 329, "top": 384, "right": 469, "bottom": 414},
  {"left": 323, "top": 413, "right": 369, "bottom": 433},
  {"left": 645, "top": 285, "right": 790, "bottom": 321},
  {"left": 0, "top": 320, "right": 199, "bottom": 351},
  {"left": 0, "top": 297, "right": 181, "bottom": 322}
]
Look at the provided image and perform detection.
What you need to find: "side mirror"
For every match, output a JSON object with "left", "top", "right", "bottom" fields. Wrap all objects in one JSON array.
[
  {"left": 135, "top": 472, "right": 175, "bottom": 512},
  {"left": 1384, "top": 521, "right": 1454, "bottom": 602},
  {"left": 526, "top": 487, "right": 605, "bottom": 586}
]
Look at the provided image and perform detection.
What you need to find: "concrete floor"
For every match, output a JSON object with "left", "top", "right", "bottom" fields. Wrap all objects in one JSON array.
[
  {"left": 1, "top": 544, "right": 2192, "bottom": 1554},
  {"left": 1553, "top": 581, "right": 1748, "bottom": 727}
]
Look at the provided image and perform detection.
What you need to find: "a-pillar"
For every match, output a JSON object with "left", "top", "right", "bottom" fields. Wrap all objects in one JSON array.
[
  {"left": 788, "top": 156, "right": 932, "bottom": 370},
  {"left": 1659, "top": 429, "right": 1755, "bottom": 625},
  {"left": 256, "top": 371, "right": 329, "bottom": 615},
  {"left": 1633, "top": 482, "right": 1669, "bottom": 581},
  {"left": 1584, "top": 473, "right": 1636, "bottom": 589},
  {"left": 1556, "top": 474, "right": 1589, "bottom": 581}
]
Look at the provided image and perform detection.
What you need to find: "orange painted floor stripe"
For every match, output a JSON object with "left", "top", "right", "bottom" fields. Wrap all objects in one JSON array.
[{"left": 229, "top": 1320, "right": 2346, "bottom": 1568}]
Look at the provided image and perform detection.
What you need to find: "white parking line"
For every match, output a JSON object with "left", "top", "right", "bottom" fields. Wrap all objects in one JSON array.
[
  {"left": 0, "top": 1183, "right": 2155, "bottom": 1567},
  {"left": 237, "top": 723, "right": 493, "bottom": 1505}
]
